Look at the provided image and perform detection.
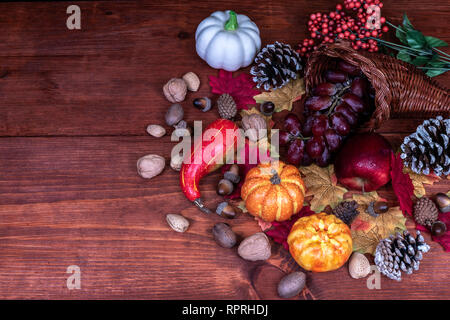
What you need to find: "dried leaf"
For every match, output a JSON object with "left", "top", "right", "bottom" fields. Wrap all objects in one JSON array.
[
  {"left": 265, "top": 206, "right": 316, "bottom": 250},
  {"left": 351, "top": 197, "right": 407, "bottom": 255},
  {"left": 208, "top": 70, "right": 260, "bottom": 110},
  {"left": 253, "top": 77, "right": 305, "bottom": 112},
  {"left": 403, "top": 167, "right": 440, "bottom": 198},
  {"left": 390, "top": 152, "right": 414, "bottom": 216},
  {"left": 255, "top": 216, "right": 273, "bottom": 232},
  {"left": 299, "top": 164, "right": 348, "bottom": 213}
]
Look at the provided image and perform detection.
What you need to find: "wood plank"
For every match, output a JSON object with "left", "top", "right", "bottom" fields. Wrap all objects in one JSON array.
[
  {"left": 0, "top": 136, "right": 448, "bottom": 299},
  {"left": 0, "top": 0, "right": 448, "bottom": 136}
]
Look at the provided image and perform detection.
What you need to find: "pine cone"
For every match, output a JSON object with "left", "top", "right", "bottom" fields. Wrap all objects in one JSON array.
[
  {"left": 413, "top": 197, "right": 439, "bottom": 228},
  {"left": 332, "top": 200, "right": 359, "bottom": 225},
  {"left": 217, "top": 94, "right": 237, "bottom": 119},
  {"left": 250, "top": 41, "right": 302, "bottom": 90},
  {"left": 374, "top": 230, "right": 430, "bottom": 281},
  {"left": 400, "top": 116, "right": 450, "bottom": 176}
]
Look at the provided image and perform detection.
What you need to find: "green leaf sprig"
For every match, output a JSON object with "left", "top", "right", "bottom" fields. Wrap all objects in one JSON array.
[{"left": 371, "top": 14, "right": 450, "bottom": 77}]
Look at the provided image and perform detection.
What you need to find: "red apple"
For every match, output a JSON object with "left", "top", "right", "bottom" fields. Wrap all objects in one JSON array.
[{"left": 335, "top": 133, "right": 392, "bottom": 192}]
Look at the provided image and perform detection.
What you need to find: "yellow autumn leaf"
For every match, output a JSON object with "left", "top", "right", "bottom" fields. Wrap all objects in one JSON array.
[
  {"left": 350, "top": 191, "right": 406, "bottom": 255},
  {"left": 299, "top": 164, "right": 348, "bottom": 213},
  {"left": 253, "top": 77, "right": 305, "bottom": 112},
  {"left": 403, "top": 167, "right": 440, "bottom": 198}
]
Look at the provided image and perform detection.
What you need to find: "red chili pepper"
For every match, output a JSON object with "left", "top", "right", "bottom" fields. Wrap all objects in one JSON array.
[{"left": 180, "top": 119, "right": 241, "bottom": 213}]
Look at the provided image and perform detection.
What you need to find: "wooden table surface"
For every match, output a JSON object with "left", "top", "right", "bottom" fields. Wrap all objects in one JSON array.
[{"left": 0, "top": 0, "right": 449, "bottom": 300}]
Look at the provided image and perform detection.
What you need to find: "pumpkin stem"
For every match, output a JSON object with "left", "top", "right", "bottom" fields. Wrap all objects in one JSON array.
[
  {"left": 224, "top": 10, "right": 238, "bottom": 31},
  {"left": 270, "top": 170, "right": 281, "bottom": 185}
]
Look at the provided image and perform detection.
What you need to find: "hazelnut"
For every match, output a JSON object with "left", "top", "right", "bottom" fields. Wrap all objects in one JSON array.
[
  {"left": 163, "top": 78, "right": 187, "bottom": 103},
  {"left": 212, "top": 223, "right": 237, "bottom": 248},
  {"left": 238, "top": 232, "right": 271, "bottom": 261},
  {"left": 241, "top": 114, "right": 267, "bottom": 142},
  {"left": 224, "top": 164, "right": 240, "bottom": 184},
  {"left": 137, "top": 154, "right": 165, "bottom": 179},
  {"left": 348, "top": 252, "right": 371, "bottom": 279},
  {"left": 146, "top": 124, "right": 166, "bottom": 138},
  {"left": 435, "top": 193, "right": 450, "bottom": 213},
  {"left": 217, "top": 179, "right": 234, "bottom": 196},
  {"left": 165, "top": 103, "right": 184, "bottom": 126},
  {"left": 182, "top": 72, "right": 200, "bottom": 92},
  {"left": 277, "top": 272, "right": 306, "bottom": 299},
  {"left": 216, "top": 201, "right": 238, "bottom": 219},
  {"left": 193, "top": 97, "right": 212, "bottom": 112},
  {"left": 166, "top": 214, "right": 189, "bottom": 233}
]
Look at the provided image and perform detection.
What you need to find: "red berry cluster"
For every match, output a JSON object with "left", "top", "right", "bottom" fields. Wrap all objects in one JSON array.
[{"left": 297, "top": 0, "right": 388, "bottom": 56}]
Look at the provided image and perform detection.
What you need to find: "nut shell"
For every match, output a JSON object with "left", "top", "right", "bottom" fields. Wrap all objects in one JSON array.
[
  {"left": 165, "top": 103, "right": 184, "bottom": 126},
  {"left": 212, "top": 223, "right": 237, "bottom": 248},
  {"left": 163, "top": 78, "right": 187, "bottom": 103},
  {"left": 241, "top": 114, "right": 267, "bottom": 142},
  {"left": 146, "top": 124, "right": 166, "bottom": 138},
  {"left": 137, "top": 154, "right": 165, "bottom": 179},
  {"left": 166, "top": 214, "right": 189, "bottom": 233},
  {"left": 277, "top": 272, "right": 306, "bottom": 299},
  {"left": 182, "top": 72, "right": 200, "bottom": 91},
  {"left": 288, "top": 212, "right": 352, "bottom": 272},
  {"left": 348, "top": 252, "right": 371, "bottom": 279},
  {"left": 238, "top": 232, "right": 271, "bottom": 261}
]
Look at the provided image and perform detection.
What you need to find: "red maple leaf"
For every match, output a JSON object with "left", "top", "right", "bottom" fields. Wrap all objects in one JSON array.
[
  {"left": 416, "top": 211, "right": 450, "bottom": 252},
  {"left": 390, "top": 152, "right": 414, "bottom": 216},
  {"left": 208, "top": 70, "right": 260, "bottom": 110},
  {"left": 265, "top": 206, "right": 316, "bottom": 250}
]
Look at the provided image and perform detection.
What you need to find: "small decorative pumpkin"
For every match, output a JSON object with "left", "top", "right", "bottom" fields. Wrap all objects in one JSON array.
[
  {"left": 195, "top": 10, "right": 261, "bottom": 71},
  {"left": 287, "top": 213, "right": 352, "bottom": 272},
  {"left": 241, "top": 161, "right": 306, "bottom": 222}
]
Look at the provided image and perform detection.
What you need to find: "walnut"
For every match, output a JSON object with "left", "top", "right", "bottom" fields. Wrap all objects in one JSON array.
[
  {"left": 241, "top": 114, "right": 267, "bottom": 142},
  {"left": 182, "top": 72, "right": 200, "bottom": 92},
  {"left": 163, "top": 78, "right": 187, "bottom": 103}
]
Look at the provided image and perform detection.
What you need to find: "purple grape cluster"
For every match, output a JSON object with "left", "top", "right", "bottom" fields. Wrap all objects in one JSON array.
[{"left": 280, "top": 60, "right": 375, "bottom": 167}]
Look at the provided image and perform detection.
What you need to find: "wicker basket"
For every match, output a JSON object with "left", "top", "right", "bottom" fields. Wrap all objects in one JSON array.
[{"left": 305, "top": 41, "right": 450, "bottom": 129}]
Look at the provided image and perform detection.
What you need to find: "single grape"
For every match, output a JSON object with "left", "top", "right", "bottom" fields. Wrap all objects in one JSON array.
[
  {"left": 300, "top": 151, "right": 313, "bottom": 166},
  {"left": 335, "top": 102, "right": 358, "bottom": 126},
  {"left": 316, "top": 145, "right": 331, "bottom": 167},
  {"left": 342, "top": 92, "right": 365, "bottom": 114},
  {"left": 337, "top": 60, "right": 360, "bottom": 76},
  {"left": 302, "top": 116, "right": 314, "bottom": 137},
  {"left": 305, "top": 96, "right": 332, "bottom": 111},
  {"left": 324, "top": 129, "right": 342, "bottom": 152},
  {"left": 312, "top": 115, "right": 329, "bottom": 136},
  {"left": 325, "top": 70, "right": 348, "bottom": 83},
  {"left": 287, "top": 139, "right": 305, "bottom": 166},
  {"left": 279, "top": 130, "right": 292, "bottom": 146},
  {"left": 330, "top": 112, "right": 350, "bottom": 136},
  {"left": 312, "top": 83, "right": 338, "bottom": 96},
  {"left": 284, "top": 113, "right": 302, "bottom": 136},
  {"left": 350, "top": 77, "right": 367, "bottom": 98},
  {"left": 306, "top": 136, "right": 325, "bottom": 159}
]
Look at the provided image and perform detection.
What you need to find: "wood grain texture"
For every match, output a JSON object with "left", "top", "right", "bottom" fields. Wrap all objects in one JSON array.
[{"left": 0, "top": 0, "right": 449, "bottom": 299}]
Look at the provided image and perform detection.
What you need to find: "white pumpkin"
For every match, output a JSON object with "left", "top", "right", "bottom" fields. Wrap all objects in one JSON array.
[{"left": 195, "top": 10, "right": 261, "bottom": 72}]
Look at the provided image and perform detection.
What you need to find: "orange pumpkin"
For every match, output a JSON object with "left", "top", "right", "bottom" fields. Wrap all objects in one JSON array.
[
  {"left": 287, "top": 212, "right": 352, "bottom": 272},
  {"left": 241, "top": 161, "right": 306, "bottom": 222}
]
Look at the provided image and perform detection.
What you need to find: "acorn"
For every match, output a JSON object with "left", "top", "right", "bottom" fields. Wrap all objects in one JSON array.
[
  {"left": 216, "top": 201, "right": 238, "bottom": 219},
  {"left": 217, "top": 179, "right": 234, "bottom": 196},
  {"left": 435, "top": 193, "right": 450, "bottom": 213},
  {"left": 260, "top": 101, "right": 275, "bottom": 116},
  {"left": 366, "top": 201, "right": 389, "bottom": 217},
  {"left": 193, "top": 97, "right": 212, "bottom": 112},
  {"left": 431, "top": 221, "right": 447, "bottom": 237},
  {"left": 224, "top": 164, "right": 240, "bottom": 184}
]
